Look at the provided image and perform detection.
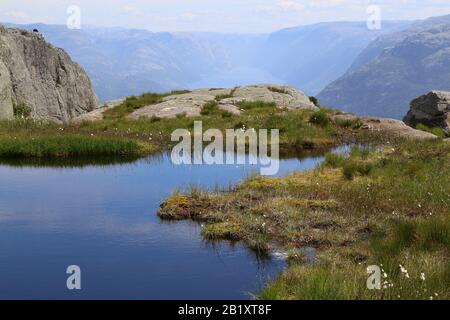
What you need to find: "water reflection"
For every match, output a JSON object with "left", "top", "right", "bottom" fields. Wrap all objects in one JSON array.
[{"left": 0, "top": 148, "right": 345, "bottom": 299}]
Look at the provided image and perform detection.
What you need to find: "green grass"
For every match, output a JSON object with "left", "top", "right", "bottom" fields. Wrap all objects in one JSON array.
[
  {"left": 0, "top": 135, "right": 149, "bottom": 157},
  {"left": 416, "top": 124, "right": 449, "bottom": 138},
  {"left": 158, "top": 138, "right": 450, "bottom": 300},
  {"left": 215, "top": 93, "right": 233, "bottom": 101},
  {"left": 200, "top": 101, "right": 220, "bottom": 116},
  {"left": 263, "top": 215, "right": 450, "bottom": 300},
  {"left": 336, "top": 118, "right": 362, "bottom": 129},
  {"left": 323, "top": 153, "right": 345, "bottom": 168},
  {"left": 309, "top": 110, "right": 330, "bottom": 127},
  {"left": 74, "top": 101, "right": 340, "bottom": 156},
  {"left": 235, "top": 101, "right": 278, "bottom": 112},
  {"left": 103, "top": 90, "right": 191, "bottom": 119},
  {"left": 0, "top": 93, "right": 391, "bottom": 160}
]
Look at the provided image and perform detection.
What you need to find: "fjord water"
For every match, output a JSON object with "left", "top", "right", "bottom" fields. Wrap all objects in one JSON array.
[{"left": 0, "top": 151, "right": 332, "bottom": 299}]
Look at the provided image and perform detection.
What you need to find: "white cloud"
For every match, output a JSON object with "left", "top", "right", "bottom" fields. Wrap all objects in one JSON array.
[
  {"left": 2, "top": 1, "right": 450, "bottom": 33},
  {"left": 308, "top": 0, "right": 349, "bottom": 9},
  {"left": 122, "top": 5, "right": 142, "bottom": 16},
  {"left": 276, "top": 1, "right": 305, "bottom": 12},
  {"left": 4, "top": 10, "right": 29, "bottom": 20},
  {"left": 179, "top": 12, "right": 197, "bottom": 21}
]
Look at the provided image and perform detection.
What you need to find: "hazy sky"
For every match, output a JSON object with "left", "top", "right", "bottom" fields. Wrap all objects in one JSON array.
[{"left": 2, "top": 0, "right": 450, "bottom": 33}]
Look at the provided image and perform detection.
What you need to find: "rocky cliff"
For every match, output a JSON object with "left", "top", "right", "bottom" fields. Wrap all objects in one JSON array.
[{"left": 0, "top": 25, "right": 98, "bottom": 122}]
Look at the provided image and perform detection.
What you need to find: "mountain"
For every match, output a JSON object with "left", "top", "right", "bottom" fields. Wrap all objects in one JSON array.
[
  {"left": 318, "top": 15, "right": 450, "bottom": 119},
  {"left": 261, "top": 21, "right": 411, "bottom": 95},
  {"left": 3, "top": 21, "right": 408, "bottom": 102},
  {"left": 0, "top": 25, "right": 98, "bottom": 122}
]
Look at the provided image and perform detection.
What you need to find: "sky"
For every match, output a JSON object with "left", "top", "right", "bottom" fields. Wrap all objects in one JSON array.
[{"left": 1, "top": 0, "right": 450, "bottom": 33}]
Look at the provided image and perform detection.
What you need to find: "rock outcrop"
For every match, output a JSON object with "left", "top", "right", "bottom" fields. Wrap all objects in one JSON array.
[
  {"left": 128, "top": 84, "right": 318, "bottom": 120},
  {"left": 0, "top": 25, "right": 98, "bottom": 122},
  {"left": 333, "top": 113, "right": 437, "bottom": 140},
  {"left": 403, "top": 91, "right": 450, "bottom": 132}
]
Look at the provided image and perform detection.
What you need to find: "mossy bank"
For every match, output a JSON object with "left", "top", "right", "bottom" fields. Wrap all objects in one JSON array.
[{"left": 159, "top": 139, "right": 450, "bottom": 299}]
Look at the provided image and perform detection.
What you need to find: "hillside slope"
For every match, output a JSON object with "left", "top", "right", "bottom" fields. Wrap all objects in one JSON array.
[
  {"left": 318, "top": 15, "right": 450, "bottom": 119},
  {"left": 4, "top": 21, "right": 408, "bottom": 101}
]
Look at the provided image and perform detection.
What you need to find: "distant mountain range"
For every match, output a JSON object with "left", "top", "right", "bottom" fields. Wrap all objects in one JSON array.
[
  {"left": 3, "top": 21, "right": 409, "bottom": 103},
  {"left": 5, "top": 16, "right": 450, "bottom": 120},
  {"left": 318, "top": 15, "right": 450, "bottom": 119}
]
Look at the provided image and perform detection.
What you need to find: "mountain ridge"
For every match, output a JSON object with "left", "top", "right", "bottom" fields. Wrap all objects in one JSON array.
[
  {"left": 318, "top": 15, "right": 450, "bottom": 119},
  {"left": 3, "top": 20, "right": 410, "bottom": 102}
]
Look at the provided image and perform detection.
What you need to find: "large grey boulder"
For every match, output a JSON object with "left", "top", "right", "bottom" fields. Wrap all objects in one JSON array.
[
  {"left": 333, "top": 113, "right": 437, "bottom": 140},
  {"left": 0, "top": 25, "right": 98, "bottom": 122},
  {"left": 403, "top": 91, "right": 450, "bottom": 132},
  {"left": 128, "top": 84, "right": 317, "bottom": 120}
]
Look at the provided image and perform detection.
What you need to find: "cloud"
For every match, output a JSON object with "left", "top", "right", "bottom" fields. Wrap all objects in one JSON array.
[
  {"left": 276, "top": 1, "right": 305, "bottom": 11},
  {"left": 3, "top": 0, "right": 450, "bottom": 33},
  {"left": 179, "top": 12, "right": 197, "bottom": 21},
  {"left": 4, "top": 10, "right": 29, "bottom": 19},
  {"left": 122, "top": 5, "right": 142, "bottom": 16},
  {"left": 308, "top": 0, "right": 349, "bottom": 9}
]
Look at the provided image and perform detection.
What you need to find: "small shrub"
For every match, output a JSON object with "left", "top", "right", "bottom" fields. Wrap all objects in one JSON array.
[
  {"left": 200, "top": 101, "right": 219, "bottom": 116},
  {"left": 150, "top": 116, "right": 161, "bottom": 123},
  {"left": 309, "top": 96, "right": 319, "bottom": 107},
  {"left": 215, "top": 94, "right": 233, "bottom": 101},
  {"left": 268, "top": 86, "right": 288, "bottom": 94},
  {"left": 324, "top": 153, "right": 345, "bottom": 168},
  {"left": 103, "top": 90, "right": 191, "bottom": 119},
  {"left": 176, "top": 112, "right": 187, "bottom": 119},
  {"left": 350, "top": 146, "right": 371, "bottom": 160},
  {"left": 343, "top": 161, "right": 357, "bottom": 180},
  {"left": 336, "top": 118, "right": 362, "bottom": 129},
  {"left": 169, "top": 90, "right": 191, "bottom": 95},
  {"left": 356, "top": 162, "right": 374, "bottom": 176},
  {"left": 309, "top": 110, "right": 330, "bottom": 127},
  {"left": 13, "top": 102, "right": 32, "bottom": 118},
  {"left": 221, "top": 111, "right": 233, "bottom": 118},
  {"left": 235, "top": 101, "right": 277, "bottom": 111}
]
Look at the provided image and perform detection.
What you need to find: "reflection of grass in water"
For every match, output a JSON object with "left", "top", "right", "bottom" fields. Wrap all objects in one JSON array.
[
  {"left": 0, "top": 150, "right": 170, "bottom": 169},
  {"left": 0, "top": 155, "right": 142, "bottom": 169}
]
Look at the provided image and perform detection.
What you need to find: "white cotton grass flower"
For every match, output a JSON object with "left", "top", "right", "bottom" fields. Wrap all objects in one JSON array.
[
  {"left": 420, "top": 273, "right": 426, "bottom": 281},
  {"left": 399, "top": 264, "right": 410, "bottom": 278}
]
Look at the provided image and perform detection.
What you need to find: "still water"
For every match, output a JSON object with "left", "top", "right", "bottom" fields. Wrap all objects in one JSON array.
[{"left": 0, "top": 151, "right": 334, "bottom": 299}]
